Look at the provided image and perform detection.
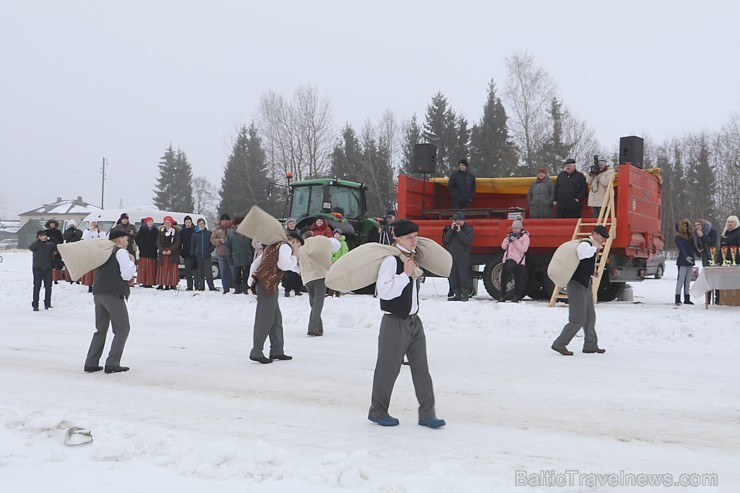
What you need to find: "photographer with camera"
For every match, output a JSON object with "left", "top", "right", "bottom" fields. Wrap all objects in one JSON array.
[
  {"left": 378, "top": 210, "right": 396, "bottom": 245},
  {"left": 499, "top": 217, "right": 529, "bottom": 302},
  {"left": 587, "top": 156, "right": 615, "bottom": 218},
  {"left": 442, "top": 211, "right": 474, "bottom": 301}
]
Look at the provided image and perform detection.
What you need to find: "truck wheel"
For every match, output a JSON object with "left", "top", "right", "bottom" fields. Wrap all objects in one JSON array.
[
  {"left": 212, "top": 260, "right": 221, "bottom": 280},
  {"left": 483, "top": 253, "right": 517, "bottom": 300},
  {"left": 597, "top": 272, "right": 624, "bottom": 302},
  {"left": 654, "top": 264, "right": 664, "bottom": 279},
  {"left": 525, "top": 258, "right": 551, "bottom": 300}
]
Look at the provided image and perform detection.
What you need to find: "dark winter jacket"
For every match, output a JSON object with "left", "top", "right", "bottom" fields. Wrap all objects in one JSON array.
[
  {"left": 180, "top": 226, "right": 195, "bottom": 259},
  {"left": 448, "top": 169, "right": 476, "bottom": 203},
  {"left": 225, "top": 229, "right": 254, "bottom": 267},
  {"left": 44, "top": 226, "right": 64, "bottom": 247},
  {"left": 29, "top": 239, "right": 55, "bottom": 270},
  {"left": 63, "top": 226, "right": 83, "bottom": 243},
  {"left": 442, "top": 223, "right": 474, "bottom": 260},
  {"left": 111, "top": 221, "right": 137, "bottom": 256},
  {"left": 553, "top": 170, "right": 587, "bottom": 211},
  {"left": 135, "top": 225, "right": 160, "bottom": 259},
  {"left": 720, "top": 225, "right": 739, "bottom": 265},
  {"left": 191, "top": 227, "right": 215, "bottom": 259},
  {"left": 43, "top": 222, "right": 63, "bottom": 269},
  {"left": 527, "top": 178, "right": 554, "bottom": 218},
  {"left": 675, "top": 220, "right": 696, "bottom": 267},
  {"left": 692, "top": 220, "right": 719, "bottom": 266}
]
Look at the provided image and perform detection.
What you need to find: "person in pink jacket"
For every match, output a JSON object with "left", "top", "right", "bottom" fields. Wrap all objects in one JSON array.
[{"left": 499, "top": 217, "right": 530, "bottom": 302}]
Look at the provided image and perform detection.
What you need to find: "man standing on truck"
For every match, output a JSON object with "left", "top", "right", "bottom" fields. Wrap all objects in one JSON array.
[
  {"left": 553, "top": 158, "right": 587, "bottom": 218},
  {"left": 448, "top": 159, "right": 476, "bottom": 209},
  {"left": 443, "top": 211, "right": 474, "bottom": 301},
  {"left": 587, "top": 157, "right": 615, "bottom": 218},
  {"left": 551, "top": 225, "right": 609, "bottom": 356}
]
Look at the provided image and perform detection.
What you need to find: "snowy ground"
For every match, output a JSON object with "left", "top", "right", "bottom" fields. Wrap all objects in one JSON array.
[{"left": 1, "top": 250, "right": 738, "bottom": 493}]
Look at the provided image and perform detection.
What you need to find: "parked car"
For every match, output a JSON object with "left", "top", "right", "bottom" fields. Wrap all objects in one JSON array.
[
  {"left": 0, "top": 239, "right": 18, "bottom": 250},
  {"left": 646, "top": 251, "right": 666, "bottom": 279},
  {"left": 178, "top": 253, "right": 221, "bottom": 280}
]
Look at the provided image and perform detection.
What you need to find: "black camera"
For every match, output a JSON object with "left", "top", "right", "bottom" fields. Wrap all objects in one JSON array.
[{"left": 590, "top": 155, "right": 602, "bottom": 175}]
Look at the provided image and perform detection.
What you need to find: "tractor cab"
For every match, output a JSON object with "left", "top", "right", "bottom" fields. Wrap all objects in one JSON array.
[{"left": 288, "top": 178, "right": 378, "bottom": 247}]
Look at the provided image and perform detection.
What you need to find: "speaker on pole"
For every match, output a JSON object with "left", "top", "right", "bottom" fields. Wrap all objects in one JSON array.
[
  {"left": 413, "top": 143, "right": 437, "bottom": 174},
  {"left": 619, "top": 136, "right": 644, "bottom": 169}
]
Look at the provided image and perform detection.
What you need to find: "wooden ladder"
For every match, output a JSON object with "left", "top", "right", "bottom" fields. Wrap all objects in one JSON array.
[{"left": 549, "top": 177, "right": 617, "bottom": 306}]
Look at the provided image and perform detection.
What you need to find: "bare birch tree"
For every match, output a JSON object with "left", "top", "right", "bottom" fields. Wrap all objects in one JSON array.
[
  {"left": 258, "top": 85, "right": 334, "bottom": 186},
  {"left": 504, "top": 51, "right": 556, "bottom": 169}
]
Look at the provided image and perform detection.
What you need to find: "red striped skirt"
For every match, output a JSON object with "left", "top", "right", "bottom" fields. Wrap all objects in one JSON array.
[
  {"left": 81, "top": 270, "right": 95, "bottom": 286},
  {"left": 137, "top": 257, "right": 158, "bottom": 286},
  {"left": 156, "top": 258, "right": 179, "bottom": 287},
  {"left": 52, "top": 269, "right": 65, "bottom": 281}
]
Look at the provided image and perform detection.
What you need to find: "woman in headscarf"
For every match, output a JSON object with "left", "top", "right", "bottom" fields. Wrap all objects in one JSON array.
[{"left": 156, "top": 216, "right": 181, "bottom": 290}]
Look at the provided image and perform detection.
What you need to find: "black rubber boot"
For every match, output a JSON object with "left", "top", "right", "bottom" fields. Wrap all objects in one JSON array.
[
  {"left": 674, "top": 295, "right": 681, "bottom": 306},
  {"left": 683, "top": 294, "right": 694, "bottom": 305}
]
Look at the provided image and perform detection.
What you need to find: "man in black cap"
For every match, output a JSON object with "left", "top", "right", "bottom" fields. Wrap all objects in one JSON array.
[
  {"left": 442, "top": 211, "right": 474, "bottom": 301},
  {"left": 551, "top": 225, "right": 610, "bottom": 356},
  {"left": 448, "top": 159, "right": 476, "bottom": 209},
  {"left": 84, "top": 229, "right": 137, "bottom": 373},
  {"left": 553, "top": 158, "right": 587, "bottom": 218},
  {"left": 368, "top": 218, "right": 445, "bottom": 428}
]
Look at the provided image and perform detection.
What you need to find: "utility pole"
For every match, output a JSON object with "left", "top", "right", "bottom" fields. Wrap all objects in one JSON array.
[{"left": 100, "top": 157, "right": 107, "bottom": 209}]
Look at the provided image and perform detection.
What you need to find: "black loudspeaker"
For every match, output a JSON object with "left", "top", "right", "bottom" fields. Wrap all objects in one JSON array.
[
  {"left": 619, "top": 136, "right": 644, "bottom": 169},
  {"left": 413, "top": 143, "right": 437, "bottom": 174}
]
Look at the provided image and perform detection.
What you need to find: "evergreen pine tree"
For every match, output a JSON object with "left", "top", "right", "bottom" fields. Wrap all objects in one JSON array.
[
  {"left": 219, "top": 123, "right": 270, "bottom": 217},
  {"left": 153, "top": 145, "right": 195, "bottom": 211},
  {"left": 330, "top": 125, "right": 363, "bottom": 181},
  {"left": 401, "top": 115, "right": 422, "bottom": 175},
  {"left": 536, "top": 97, "right": 573, "bottom": 173},
  {"left": 449, "top": 115, "right": 471, "bottom": 172},
  {"left": 470, "top": 80, "right": 518, "bottom": 177},
  {"left": 422, "top": 92, "right": 457, "bottom": 176}
]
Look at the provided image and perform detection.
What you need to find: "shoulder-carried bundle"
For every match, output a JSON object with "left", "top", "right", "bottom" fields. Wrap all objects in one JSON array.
[
  {"left": 57, "top": 238, "right": 116, "bottom": 281},
  {"left": 547, "top": 239, "right": 587, "bottom": 287},
  {"left": 236, "top": 206, "right": 289, "bottom": 246}
]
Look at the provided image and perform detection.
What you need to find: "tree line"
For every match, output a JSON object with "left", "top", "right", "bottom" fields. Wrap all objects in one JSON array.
[{"left": 152, "top": 51, "right": 739, "bottom": 244}]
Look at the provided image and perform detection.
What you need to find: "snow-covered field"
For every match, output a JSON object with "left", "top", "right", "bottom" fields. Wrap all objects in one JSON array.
[{"left": 1, "top": 250, "right": 738, "bottom": 492}]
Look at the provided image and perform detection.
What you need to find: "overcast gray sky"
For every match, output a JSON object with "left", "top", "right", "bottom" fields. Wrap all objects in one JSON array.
[{"left": 2, "top": 0, "right": 738, "bottom": 218}]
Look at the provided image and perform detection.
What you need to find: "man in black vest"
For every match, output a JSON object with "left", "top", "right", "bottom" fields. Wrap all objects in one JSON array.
[
  {"left": 84, "top": 229, "right": 137, "bottom": 373},
  {"left": 551, "top": 225, "right": 609, "bottom": 356},
  {"left": 368, "top": 219, "right": 445, "bottom": 428}
]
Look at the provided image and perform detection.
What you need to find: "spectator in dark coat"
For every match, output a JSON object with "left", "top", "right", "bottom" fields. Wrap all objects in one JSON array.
[
  {"left": 692, "top": 219, "right": 719, "bottom": 266},
  {"left": 191, "top": 218, "right": 216, "bottom": 291},
  {"left": 720, "top": 215, "right": 739, "bottom": 265},
  {"left": 111, "top": 213, "right": 137, "bottom": 257},
  {"left": 553, "top": 158, "right": 587, "bottom": 218},
  {"left": 527, "top": 167, "right": 554, "bottom": 218},
  {"left": 44, "top": 219, "right": 64, "bottom": 283},
  {"left": 448, "top": 159, "right": 476, "bottom": 209},
  {"left": 62, "top": 219, "right": 83, "bottom": 283},
  {"left": 225, "top": 216, "right": 254, "bottom": 295},
  {"left": 135, "top": 217, "right": 159, "bottom": 287},
  {"left": 674, "top": 219, "right": 696, "bottom": 306},
  {"left": 29, "top": 230, "right": 55, "bottom": 311},
  {"left": 443, "top": 211, "right": 474, "bottom": 301},
  {"left": 180, "top": 216, "right": 197, "bottom": 290}
]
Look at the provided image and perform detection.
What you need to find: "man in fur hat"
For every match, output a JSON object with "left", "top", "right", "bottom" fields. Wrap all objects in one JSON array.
[
  {"left": 248, "top": 231, "right": 303, "bottom": 364},
  {"left": 368, "top": 218, "right": 445, "bottom": 428}
]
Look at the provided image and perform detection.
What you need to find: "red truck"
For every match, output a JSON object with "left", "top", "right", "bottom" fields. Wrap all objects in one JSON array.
[{"left": 397, "top": 163, "right": 664, "bottom": 301}]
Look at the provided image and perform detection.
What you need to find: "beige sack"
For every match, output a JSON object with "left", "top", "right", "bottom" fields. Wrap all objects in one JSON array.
[
  {"left": 58, "top": 239, "right": 116, "bottom": 281},
  {"left": 546, "top": 239, "right": 583, "bottom": 287},
  {"left": 325, "top": 237, "right": 452, "bottom": 292},
  {"left": 298, "top": 235, "right": 333, "bottom": 284},
  {"left": 236, "top": 206, "right": 289, "bottom": 246}
]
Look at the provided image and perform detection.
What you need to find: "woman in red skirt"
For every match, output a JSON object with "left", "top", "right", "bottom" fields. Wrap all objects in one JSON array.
[
  {"left": 135, "top": 217, "right": 159, "bottom": 287},
  {"left": 156, "top": 216, "right": 181, "bottom": 290}
]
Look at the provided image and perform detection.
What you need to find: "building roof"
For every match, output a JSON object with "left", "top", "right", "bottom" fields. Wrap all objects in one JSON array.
[
  {"left": 19, "top": 196, "right": 102, "bottom": 216},
  {"left": 0, "top": 220, "right": 21, "bottom": 234}
]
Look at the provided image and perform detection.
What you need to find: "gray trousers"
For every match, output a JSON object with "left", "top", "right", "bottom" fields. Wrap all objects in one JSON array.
[
  {"left": 553, "top": 280, "right": 599, "bottom": 351},
  {"left": 250, "top": 282, "right": 285, "bottom": 358},
  {"left": 675, "top": 266, "right": 692, "bottom": 295},
  {"left": 86, "top": 293, "right": 130, "bottom": 367},
  {"left": 305, "top": 278, "right": 326, "bottom": 335},
  {"left": 369, "top": 314, "right": 436, "bottom": 421}
]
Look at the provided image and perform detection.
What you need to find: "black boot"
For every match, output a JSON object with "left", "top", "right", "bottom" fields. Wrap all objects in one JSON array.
[
  {"left": 683, "top": 294, "right": 694, "bottom": 305},
  {"left": 448, "top": 289, "right": 462, "bottom": 301},
  {"left": 674, "top": 295, "right": 681, "bottom": 306}
]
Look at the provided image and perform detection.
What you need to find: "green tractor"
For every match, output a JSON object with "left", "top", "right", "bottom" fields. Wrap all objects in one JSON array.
[{"left": 287, "top": 178, "right": 384, "bottom": 249}]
